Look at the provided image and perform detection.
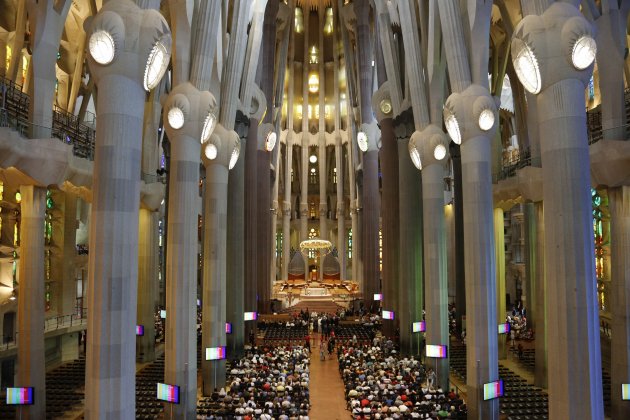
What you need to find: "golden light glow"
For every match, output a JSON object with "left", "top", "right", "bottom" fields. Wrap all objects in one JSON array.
[
  {"left": 324, "top": 8, "right": 334, "bottom": 34},
  {"left": 294, "top": 8, "right": 304, "bottom": 33},
  {"left": 309, "top": 46, "right": 318, "bottom": 64},
  {"left": 5, "top": 46, "right": 11, "bottom": 73},
  {"left": 308, "top": 73, "right": 319, "bottom": 93}
]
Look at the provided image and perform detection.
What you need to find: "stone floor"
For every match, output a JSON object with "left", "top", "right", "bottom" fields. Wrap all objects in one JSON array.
[{"left": 308, "top": 333, "right": 350, "bottom": 420}]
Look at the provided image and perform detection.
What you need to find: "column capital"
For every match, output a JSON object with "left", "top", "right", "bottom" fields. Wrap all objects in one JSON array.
[
  {"left": 163, "top": 82, "right": 217, "bottom": 147},
  {"left": 408, "top": 125, "right": 450, "bottom": 171},
  {"left": 85, "top": 0, "right": 171, "bottom": 90},
  {"left": 356, "top": 120, "right": 381, "bottom": 153},
  {"left": 512, "top": 2, "right": 595, "bottom": 95},
  {"left": 201, "top": 123, "right": 241, "bottom": 170},
  {"left": 443, "top": 84, "right": 498, "bottom": 145}
]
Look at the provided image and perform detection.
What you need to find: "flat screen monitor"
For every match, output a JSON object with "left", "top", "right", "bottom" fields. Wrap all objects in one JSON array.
[
  {"left": 373, "top": 293, "right": 383, "bottom": 301},
  {"left": 160, "top": 310, "right": 166, "bottom": 319},
  {"left": 6, "top": 387, "right": 34, "bottom": 405},
  {"left": 622, "top": 384, "right": 630, "bottom": 400},
  {"left": 206, "top": 346, "right": 226, "bottom": 361},
  {"left": 498, "top": 323, "right": 510, "bottom": 334},
  {"left": 156, "top": 383, "right": 179, "bottom": 404},
  {"left": 483, "top": 380, "right": 505, "bottom": 400},
  {"left": 225, "top": 323, "right": 232, "bottom": 334},
  {"left": 244, "top": 312, "right": 257, "bottom": 321},
  {"left": 426, "top": 344, "right": 448, "bottom": 358},
  {"left": 136, "top": 325, "right": 144, "bottom": 336},
  {"left": 412, "top": 321, "right": 426, "bottom": 333},
  {"left": 197, "top": 299, "right": 201, "bottom": 307},
  {"left": 382, "top": 310, "right": 394, "bottom": 320}
]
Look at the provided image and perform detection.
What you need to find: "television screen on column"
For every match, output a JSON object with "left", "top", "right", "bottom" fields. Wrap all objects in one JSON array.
[
  {"left": 382, "top": 310, "right": 394, "bottom": 320},
  {"left": 498, "top": 323, "right": 510, "bottom": 334},
  {"left": 6, "top": 387, "right": 34, "bottom": 405},
  {"left": 483, "top": 380, "right": 504, "bottom": 400},
  {"left": 426, "top": 344, "right": 448, "bottom": 358},
  {"left": 156, "top": 383, "right": 180, "bottom": 404},
  {"left": 412, "top": 321, "right": 426, "bottom": 333},
  {"left": 160, "top": 310, "right": 166, "bottom": 319},
  {"left": 622, "top": 384, "right": 630, "bottom": 400},
  {"left": 136, "top": 325, "right": 145, "bottom": 336},
  {"left": 206, "top": 346, "right": 227, "bottom": 360},
  {"left": 373, "top": 293, "right": 383, "bottom": 301},
  {"left": 225, "top": 323, "right": 232, "bottom": 334},
  {"left": 244, "top": 312, "right": 257, "bottom": 321}
]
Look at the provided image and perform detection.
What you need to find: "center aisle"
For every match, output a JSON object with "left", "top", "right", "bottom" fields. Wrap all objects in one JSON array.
[{"left": 309, "top": 333, "right": 350, "bottom": 420}]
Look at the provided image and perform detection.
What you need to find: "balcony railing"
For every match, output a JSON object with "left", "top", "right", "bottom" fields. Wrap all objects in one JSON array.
[
  {"left": 1, "top": 77, "right": 96, "bottom": 160},
  {"left": 2, "top": 308, "right": 88, "bottom": 351}
]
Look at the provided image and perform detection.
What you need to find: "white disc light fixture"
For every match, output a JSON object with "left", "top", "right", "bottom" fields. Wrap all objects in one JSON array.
[
  {"left": 89, "top": 30, "right": 116, "bottom": 65},
  {"left": 478, "top": 109, "right": 495, "bottom": 131},
  {"left": 443, "top": 108, "right": 461, "bottom": 145},
  {"left": 200, "top": 112, "right": 217, "bottom": 144},
  {"left": 511, "top": 38, "right": 541, "bottom": 94},
  {"left": 309, "top": 154, "right": 317, "bottom": 163},
  {"left": 357, "top": 131, "right": 369, "bottom": 152},
  {"left": 167, "top": 107, "right": 184, "bottom": 130},
  {"left": 264, "top": 131, "right": 277, "bottom": 152},
  {"left": 433, "top": 144, "right": 447, "bottom": 161},
  {"left": 409, "top": 142, "right": 422, "bottom": 170},
  {"left": 229, "top": 143, "right": 240, "bottom": 170},
  {"left": 204, "top": 143, "right": 218, "bottom": 160},
  {"left": 571, "top": 36, "right": 596, "bottom": 70},
  {"left": 144, "top": 38, "right": 170, "bottom": 91}
]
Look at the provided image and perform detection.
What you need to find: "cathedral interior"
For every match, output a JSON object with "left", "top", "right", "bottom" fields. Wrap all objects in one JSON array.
[{"left": 0, "top": 0, "right": 629, "bottom": 418}]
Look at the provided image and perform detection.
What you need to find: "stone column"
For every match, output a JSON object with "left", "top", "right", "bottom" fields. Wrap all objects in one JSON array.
[
  {"left": 335, "top": 136, "right": 346, "bottom": 279},
  {"left": 513, "top": 5, "right": 603, "bottom": 417},
  {"left": 530, "top": 202, "right": 547, "bottom": 389},
  {"left": 410, "top": 125, "right": 450, "bottom": 388},
  {"left": 16, "top": 185, "right": 46, "bottom": 420},
  {"left": 282, "top": 138, "right": 294, "bottom": 281},
  {"left": 137, "top": 208, "right": 157, "bottom": 363},
  {"left": 444, "top": 85, "right": 499, "bottom": 419},
  {"left": 227, "top": 118, "right": 248, "bottom": 359},
  {"left": 83, "top": 3, "right": 171, "bottom": 417},
  {"left": 300, "top": 141, "right": 309, "bottom": 277},
  {"left": 162, "top": 84, "right": 214, "bottom": 417},
  {"left": 494, "top": 208, "right": 507, "bottom": 360},
  {"left": 397, "top": 133, "right": 422, "bottom": 355},
  {"left": 609, "top": 186, "right": 630, "bottom": 419},
  {"left": 245, "top": 119, "right": 259, "bottom": 334},
  {"left": 379, "top": 116, "right": 399, "bottom": 340},
  {"left": 201, "top": 126, "right": 240, "bottom": 393},
  {"left": 361, "top": 142, "right": 381, "bottom": 311}
]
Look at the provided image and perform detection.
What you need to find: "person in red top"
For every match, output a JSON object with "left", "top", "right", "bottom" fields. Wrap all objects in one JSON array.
[{"left": 304, "top": 334, "right": 311, "bottom": 351}]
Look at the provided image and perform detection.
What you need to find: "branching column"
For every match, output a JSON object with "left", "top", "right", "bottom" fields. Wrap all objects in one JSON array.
[{"left": 83, "top": 2, "right": 171, "bottom": 416}]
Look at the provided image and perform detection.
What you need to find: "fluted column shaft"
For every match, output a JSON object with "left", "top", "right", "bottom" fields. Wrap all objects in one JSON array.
[
  {"left": 437, "top": 0, "right": 471, "bottom": 93},
  {"left": 164, "top": 133, "right": 199, "bottom": 417},
  {"left": 244, "top": 120, "right": 259, "bottom": 336},
  {"left": 362, "top": 150, "right": 380, "bottom": 309},
  {"left": 86, "top": 74, "right": 144, "bottom": 418},
  {"left": 423, "top": 164, "right": 449, "bottom": 387},
  {"left": 461, "top": 135, "right": 499, "bottom": 420},
  {"left": 609, "top": 186, "right": 630, "bottom": 420},
  {"left": 137, "top": 209, "right": 158, "bottom": 364},
  {"left": 282, "top": 140, "right": 294, "bottom": 280},
  {"left": 494, "top": 208, "right": 507, "bottom": 360},
  {"left": 531, "top": 202, "right": 547, "bottom": 389},
  {"left": 335, "top": 139, "right": 346, "bottom": 279},
  {"left": 202, "top": 163, "right": 229, "bottom": 393},
  {"left": 189, "top": 0, "right": 221, "bottom": 91},
  {"left": 397, "top": 139, "right": 422, "bottom": 354},
  {"left": 301, "top": 142, "right": 309, "bottom": 277},
  {"left": 380, "top": 118, "right": 399, "bottom": 338},
  {"left": 538, "top": 79, "right": 603, "bottom": 419},
  {"left": 227, "top": 133, "right": 246, "bottom": 358},
  {"left": 17, "top": 185, "right": 46, "bottom": 420}
]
